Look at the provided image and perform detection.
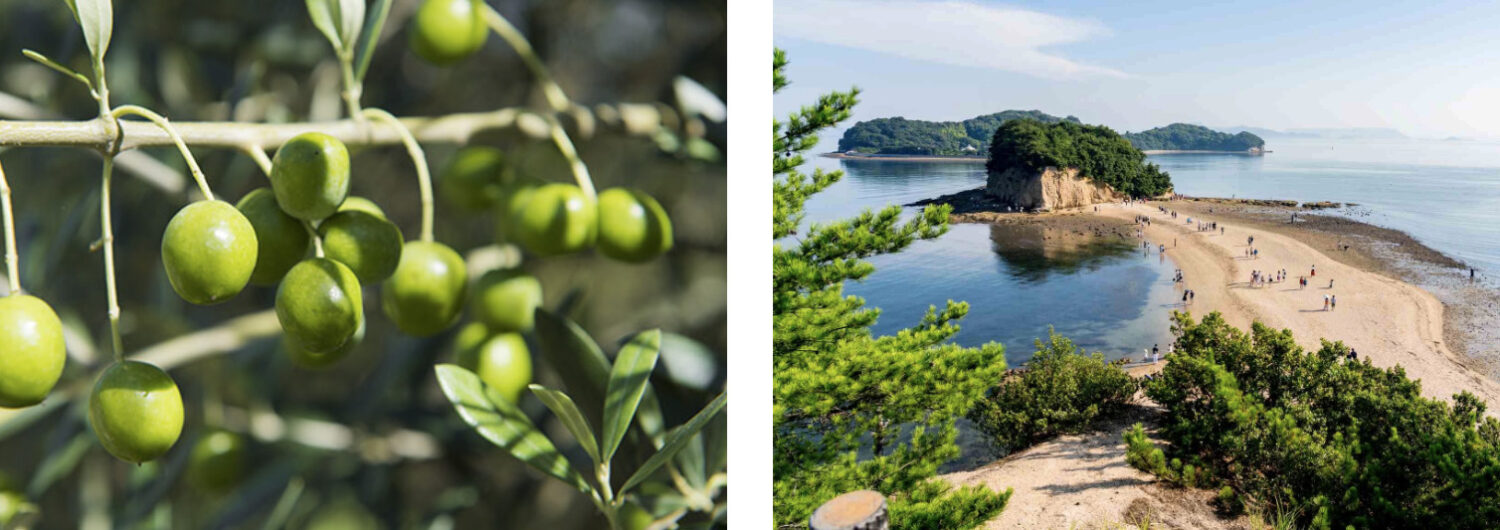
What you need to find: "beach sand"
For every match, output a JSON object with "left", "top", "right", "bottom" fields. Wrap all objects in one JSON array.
[{"left": 941, "top": 198, "right": 1500, "bottom": 529}]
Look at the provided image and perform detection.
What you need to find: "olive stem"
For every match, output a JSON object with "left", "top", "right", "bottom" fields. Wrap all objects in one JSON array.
[
  {"left": 480, "top": 5, "right": 570, "bottom": 113},
  {"left": 303, "top": 221, "right": 325, "bottom": 258},
  {"left": 361, "top": 108, "right": 435, "bottom": 242},
  {"left": 99, "top": 157, "right": 125, "bottom": 362},
  {"left": 244, "top": 145, "right": 273, "bottom": 178},
  {"left": 0, "top": 160, "right": 21, "bottom": 295},
  {"left": 111, "top": 105, "right": 215, "bottom": 201},
  {"left": 337, "top": 53, "right": 366, "bottom": 125},
  {"left": 547, "top": 115, "right": 597, "bottom": 202}
]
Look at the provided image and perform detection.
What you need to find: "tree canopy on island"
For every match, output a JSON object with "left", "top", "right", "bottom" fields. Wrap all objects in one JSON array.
[
  {"left": 836, "top": 110, "right": 1080, "bottom": 155},
  {"left": 1123, "top": 123, "right": 1265, "bottom": 151},
  {"left": 987, "top": 119, "right": 1174, "bottom": 198}
]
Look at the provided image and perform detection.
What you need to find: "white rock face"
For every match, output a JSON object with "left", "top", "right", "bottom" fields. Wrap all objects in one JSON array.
[{"left": 985, "top": 166, "right": 1123, "bottom": 211}]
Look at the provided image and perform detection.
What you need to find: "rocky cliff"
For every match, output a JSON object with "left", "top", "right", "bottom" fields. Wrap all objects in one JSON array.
[{"left": 985, "top": 166, "right": 1123, "bottom": 211}]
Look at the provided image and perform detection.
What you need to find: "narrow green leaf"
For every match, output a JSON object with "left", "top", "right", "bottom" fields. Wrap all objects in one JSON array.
[
  {"left": 601, "top": 330, "right": 661, "bottom": 462},
  {"left": 28, "top": 432, "right": 91, "bottom": 496},
  {"left": 351, "top": 0, "right": 392, "bottom": 81},
  {"left": 21, "top": 49, "right": 93, "bottom": 91},
  {"left": 636, "top": 385, "right": 667, "bottom": 448},
  {"left": 434, "top": 364, "right": 589, "bottom": 492},
  {"left": 336, "top": 0, "right": 365, "bottom": 54},
  {"left": 534, "top": 309, "right": 612, "bottom": 432},
  {"left": 704, "top": 408, "right": 727, "bottom": 476},
  {"left": 620, "top": 392, "right": 727, "bottom": 495},
  {"left": 528, "top": 384, "right": 601, "bottom": 465},
  {"left": 305, "top": 0, "right": 344, "bottom": 52},
  {"left": 673, "top": 431, "right": 707, "bottom": 491},
  {"left": 70, "top": 0, "right": 112, "bottom": 68}
]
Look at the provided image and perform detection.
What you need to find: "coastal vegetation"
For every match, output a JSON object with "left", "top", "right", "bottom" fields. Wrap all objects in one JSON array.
[
  {"left": 969, "top": 330, "right": 1138, "bottom": 452},
  {"left": 837, "top": 110, "right": 1080, "bottom": 155},
  {"left": 1123, "top": 123, "right": 1265, "bottom": 152},
  {"left": 773, "top": 50, "right": 1011, "bottom": 528},
  {"left": 987, "top": 119, "right": 1174, "bottom": 198},
  {"left": 1126, "top": 312, "right": 1500, "bottom": 529}
]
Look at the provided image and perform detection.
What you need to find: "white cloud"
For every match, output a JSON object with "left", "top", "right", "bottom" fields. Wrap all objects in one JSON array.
[{"left": 776, "top": 0, "right": 1125, "bottom": 79}]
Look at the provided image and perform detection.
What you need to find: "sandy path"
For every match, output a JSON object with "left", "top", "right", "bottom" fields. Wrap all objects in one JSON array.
[
  {"left": 1096, "top": 201, "right": 1500, "bottom": 407},
  {"left": 944, "top": 200, "right": 1500, "bottom": 529}
]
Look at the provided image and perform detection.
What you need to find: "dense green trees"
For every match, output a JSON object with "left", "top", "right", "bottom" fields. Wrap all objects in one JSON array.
[
  {"left": 774, "top": 49, "right": 1010, "bottom": 528},
  {"left": 987, "top": 119, "right": 1174, "bottom": 198},
  {"left": 1127, "top": 312, "right": 1500, "bottom": 529},
  {"left": 1123, "top": 123, "right": 1265, "bottom": 151},
  {"left": 969, "top": 330, "right": 1138, "bottom": 452},
  {"left": 836, "top": 110, "right": 1079, "bottom": 155}
]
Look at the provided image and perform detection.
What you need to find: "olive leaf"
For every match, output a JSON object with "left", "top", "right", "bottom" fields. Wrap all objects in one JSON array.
[
  {"left": 620, "top": 392, "right": 726, "bottom": 495},
  {"left": 351, "top": 0, "right": 392, "bottom": 81},
  {"left": 673, "top": 430, "right": 707, "bottom": 491},
  {"left": 21, "top": 49, "right": 93, "bottom": 91},
  {"left": 66, "top": 0, "right": 112, "bottom": 71},
  {"left": 27, "top": 431, "right": 92, "bottom": 496},
  {"left": 305, "top": 0, "right": 345, "bottom": 53},
  {"left": 534, "top": 309, "right": 612, "bottom": 432},
  {"left": 528, "top": 384, "right": 601, "bottom": 465},
  {"left": 672, "top": 76, "right": 725, "bottom": 123},
  {"left": 434, "top": 364, "right": 589, "bottom": 493},
  {"left": 336, "top": 0, "right": 365, "bottom": 55},
  {"left": 601, "top": 329, "right": 660, "bottom": 463}
]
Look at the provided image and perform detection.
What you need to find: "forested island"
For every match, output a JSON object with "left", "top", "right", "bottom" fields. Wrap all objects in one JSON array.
[
  {"left": 987, "top": 119, "right": 1173, "bottom": 199},
  {"left": 836, "top": 111, "right": 1265, "bottom": 156},
  {"left": 1122, "top": 123, "right": 1265, "bottom": 152}
]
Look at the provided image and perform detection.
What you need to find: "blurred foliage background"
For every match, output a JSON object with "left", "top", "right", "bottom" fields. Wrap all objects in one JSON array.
[{"left": 0, "top": 0, "right": 725, "bottom": 527}]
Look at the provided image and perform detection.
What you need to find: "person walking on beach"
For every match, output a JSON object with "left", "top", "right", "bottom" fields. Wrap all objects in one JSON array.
[
  {"left": 1311, "top": 264, "right": 1316, "bottom": 277},
  {"left": 1323, "top": 294, "right": 1330, "bottom": 311},
  {"left": 1182, "top": 291, "right": 1189, "bottom": 304},
  {"left": 1329, "top": 278, "right": 1334, "bottom": 289},
  {"left": 1189, "top": 290, "right": 1195, "bottom": 304},
  {"left": 1331, "top": 294, "right": 1337, "bottom": 310},
  {"left": 1348, "top": 348, "right": 1357, "bottom": 361}
]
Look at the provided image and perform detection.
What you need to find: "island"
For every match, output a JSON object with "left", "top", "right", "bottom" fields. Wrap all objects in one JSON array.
[
  {"left": 832, "top": 111, "right": 1266, "bottom": 158},
  {"left": 984, "top": 119, "right": 1173, "bottom": 211}
]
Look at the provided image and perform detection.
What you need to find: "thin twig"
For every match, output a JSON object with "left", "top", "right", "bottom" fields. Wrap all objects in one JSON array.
[
  {"left": 480, "top": 5, "right": 570, "bottom": 113},
  {"left": 0, "top": 160, "right": 19, "bottom": 294},
  {"left": 99, "top": 157, "right": 124, "bottom": 361},
  {"left": 363, "top": 108, "right": 435, "bottom": 242},
  {"left": 547, "top": 115, "right": 596, "bottom": 202},
  {"left": 243, "top": 145, "right": 273, "bottom": 178},
  {"left": 111, "top": 105, "right": 214, "bottom": 200}
]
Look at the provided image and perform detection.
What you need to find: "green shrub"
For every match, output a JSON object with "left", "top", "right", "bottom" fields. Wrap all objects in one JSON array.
[
  {"left": 1137, "top": 311, "right": 1500, "bottom": 529},
  {"left": 969, "top": 329, "right": 1138, "bottom": 451},
  {"left": 887, "top": 480, "right": 1013, "bottom": 530}
]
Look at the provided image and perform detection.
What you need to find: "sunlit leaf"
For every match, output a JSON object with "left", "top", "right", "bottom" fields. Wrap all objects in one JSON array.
[
  {"left": 602, "top": 330, "right": 660, "bottom": 463},
  {"left": 534, "top": 309, "right": 611, "bottom": 432},
  {"left": 70, "top": 0, "right": 112, "bottom": 69},
  {"left": 528, "top": 384, "right": 600, "bottom": 465},
  {"left": 352, "top": 0, "right": 392, "bottom": 81},
  {"left": 336, "top": 0, "right": 365, "bottom": 54},
  {"left": 306, "top": 0, "right": 344, "bottom": 53},
  {"left": 673, "top": 76, "right": 725, "bottom": 123},
  {"left": 435, "top": 364, "right": 589, "bottom": 492},
  {"left": 620, "top": 392, "right": 726, "bottom": 495}
]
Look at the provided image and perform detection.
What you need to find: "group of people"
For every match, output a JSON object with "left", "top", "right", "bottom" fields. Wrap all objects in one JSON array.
[
  {"left": 1249, "top": 269, "right": 1289, "bottom": 288},
  {"left": 1195, "top": 220, "right": 1218, "bottom": 233},
  {"left": 1323, "top": 293, "right": 1338, "bottom": 311}
]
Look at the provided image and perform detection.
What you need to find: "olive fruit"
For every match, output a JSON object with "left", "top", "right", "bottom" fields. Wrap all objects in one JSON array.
[
  {"left": 596, "top": 188, "right": 674, "bottom": 263},
  {"left": 276, "top": 258, "right": 363, "bottom": 354},
  {"left": 620, "top": 501, "right": 655, "bottom": 530},
  {"left": 0, "top": 490, "right": 31, "bottom": 527},
  {"left": 162, "top": 200, "right": 258, "bottom": 305},
  {"left": 236, "top": 187, "right": 311, "bottom": 285},
  {"left": 286, "top": 317, "right": 365, "bottom": 369},
  {"left": 472, "top": 269, "right": 541, "bottom": 332},
  {"left": 494, "top": 175, "right": 544, "bottom": 243},
  {"left": 439, "top": 146, "right": 507, "bottom": 211},
  {"left": 318, "top": 210, "right": 404, "bottom": 284},
  {"left": 409, "top": 0, "right": 488, "bottom": 66},
  {"left": 454, "top": 331, "right": 532, "bottom": 404},
  {"left": 88, "top": 361, "right": 184, "bottom": 463},
  {"left": 269, "top": 132, "right": 350, "bottom": 220},
  {"left": 511, "top": 183, "right": 596, "bottom": 256},
  {"left": 381, "top": 241, "right": 466, "bottom": 336},
  {"left": 186, "top": 430, "right": 247, "bottom": 491},
  {"left": 0, "top": 295, "right": 65, "bottom": 408},
  {"left": 338, "top": 196, "right": 387, "bottom": 218}
]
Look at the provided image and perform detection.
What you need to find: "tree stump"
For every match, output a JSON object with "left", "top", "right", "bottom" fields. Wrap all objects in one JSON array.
[{"left": 809, "top": 490, "right": 888, "bottom": 530}]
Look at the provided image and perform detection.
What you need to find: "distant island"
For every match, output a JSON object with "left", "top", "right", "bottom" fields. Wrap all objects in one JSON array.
[
  {"left": 984, "top": 119, "right": 1173, "bottom": 210},
  {"left": 835, "top": 110, "right": 1265, "bottom": 156}
]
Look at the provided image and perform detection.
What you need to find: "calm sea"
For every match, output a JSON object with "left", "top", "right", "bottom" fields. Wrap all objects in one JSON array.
[{"left": 798, "top": 137, "right": 1500, "bottom": 365}]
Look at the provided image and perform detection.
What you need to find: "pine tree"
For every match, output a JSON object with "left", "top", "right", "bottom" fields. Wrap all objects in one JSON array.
[{"left": 772, "top": 49, "right": 1011, "bottom": 528}]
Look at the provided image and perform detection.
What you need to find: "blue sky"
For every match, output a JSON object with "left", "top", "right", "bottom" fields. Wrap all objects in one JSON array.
[{"left": 774, "top": 0, "right": 1500, "bottom": 139}]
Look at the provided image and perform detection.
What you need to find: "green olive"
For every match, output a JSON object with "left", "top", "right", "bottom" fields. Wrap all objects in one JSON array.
[
  {"left": 381, "top": 241, "right": 467, "bottom": 336},
  {"left": 276, "top": 258, "right": 363, "bottom": 354},
  {"left": 0, "top": 295, "right": 64, "bottom": 408},
  {"left": 511, "top": 183, "right": 596, "bottom": 256},
  {"left": 88, "top": 361, "right": 184, "bottom": 463},
  {"left": 186, "top": 429, "right": 247, "bottom": 492},
  {"left": 620, "top": 501, "right": 655, "bottom": 530},
  {"left": 472, "top": 268, "right": 541, "bottom": 332},
  {"left": 338, "top": 196, "right": 387, "bottom": 219},
  {"left": 236, "top": 187, "right": 311, "bottom": 285},
  {"left": 439, "top": 147, "right": 507, "bottom": 211},
  {"left": 318, "top": 210, "right": 405, "bottom": 284},
  {"left": 270, "top": 132, "right": 350, "bottom": 221},
  {"left": 451, "top": 321, "right": 489, "bottom": 358},
  {"left": 596, "top": 188, "right": 673, "bottom": 263},
  {"left": 0, "top": 490, "right": 30, "bottom": 527},
  {"left": 494, "top": 175, "right": 544, "bottom": 243},
  {"left": 285, "top": 317, "right": 365, "bottom": 369},
  {"left": 409, "top": 0, "right": 488, "bottom": 66},
  {"left": 162, "top": 200, "right": 258, "bottom": 305},
  {"left": 454, "top": 332, "right": 531, "bottom": 404}
]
